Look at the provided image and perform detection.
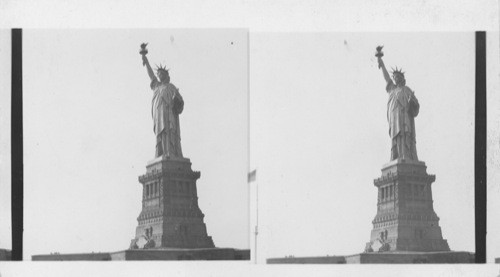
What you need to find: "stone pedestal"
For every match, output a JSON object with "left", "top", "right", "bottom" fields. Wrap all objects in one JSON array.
[
  {"left": 366, "top": 159, "right": 450, "bottom": 252},
  {"left": 130, "top": 156, "right": 215, "bottom": 249}
]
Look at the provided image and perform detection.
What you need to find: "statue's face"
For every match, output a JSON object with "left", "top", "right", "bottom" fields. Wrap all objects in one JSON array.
[
  {"left": 158, "top": 70, "right": 170, "bottom": 83},
  {"left": 393, "top": 73, "right": 405, "bottom": 86}
]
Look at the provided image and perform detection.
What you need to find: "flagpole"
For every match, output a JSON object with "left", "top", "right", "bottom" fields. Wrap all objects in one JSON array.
[
  {"left": 254, "top": 177, "right": 258, "bottom": 264},
  {"left": 248, "top": 169, "right": 258, "bottom": 264}
]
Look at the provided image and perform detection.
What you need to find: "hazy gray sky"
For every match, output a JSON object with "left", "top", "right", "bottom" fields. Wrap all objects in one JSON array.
[
  {"left": 23, "top": 29, "right": 249, "bottom": 259},
  {"left": 487, "top": 31, "right": 500, "bottom": 263},
  {"left": 250, "top": 32, "right": 476, "bottom": 263},
  {"left": 0, "top": 29, "right": 11, "bottom": 250}
]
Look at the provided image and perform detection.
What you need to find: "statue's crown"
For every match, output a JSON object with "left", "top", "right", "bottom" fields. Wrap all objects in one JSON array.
[
  {"left": 391, "top": 66, "right": 405, "bottom": 77},
  {"left": 156, "top": 64, "right": 169, "bottom": 74}
]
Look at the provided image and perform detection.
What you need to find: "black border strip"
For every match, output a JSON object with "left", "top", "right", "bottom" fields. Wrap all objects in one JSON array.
[
  {"left": 475, "top": 31, "right": 486, "bottom": 264},
  {"left": 11, "top": 28, "right": 23, "bottom": 261}
]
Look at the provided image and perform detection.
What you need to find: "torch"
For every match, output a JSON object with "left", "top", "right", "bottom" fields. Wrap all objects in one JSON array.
[
  {"left": 140, "top": 43, "right": 148, "bottom": 66},
  {"left": 375, "top": 45, "right": 384, "bottom": 69}
]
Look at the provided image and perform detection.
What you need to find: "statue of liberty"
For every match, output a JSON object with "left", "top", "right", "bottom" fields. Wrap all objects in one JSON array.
[
  {"left": 376, "top": 46, "right": 419, "bottom": 161},
  {"left": 140, "top": 43, "right": 184, "bottom": 158}
]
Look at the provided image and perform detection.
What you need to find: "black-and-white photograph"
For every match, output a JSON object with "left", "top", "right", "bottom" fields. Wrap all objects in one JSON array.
[
  {"left": 250, "top": 32, "right": 476, "bottom": 264},
  {"left": 1, "top": 1, "right": 500, "bottom": 276},
  {"left": 23, "top": 29, "right": 249, "bottom": 261}
]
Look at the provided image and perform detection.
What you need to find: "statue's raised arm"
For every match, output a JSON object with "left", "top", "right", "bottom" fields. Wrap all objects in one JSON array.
[
  {"left": 140, "top": 43, "right": 157, "bottom": 83},
  {"left": 375, "top": 46, "right": 392, "bottom": 85}
]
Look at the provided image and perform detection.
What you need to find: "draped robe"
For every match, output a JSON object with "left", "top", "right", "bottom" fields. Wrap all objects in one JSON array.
[
  {"left": 386, "top": 82, "right": 419, "bottom": 161},
  {"left": 150, "top": 79, "right": 184, "bottom": 158}
]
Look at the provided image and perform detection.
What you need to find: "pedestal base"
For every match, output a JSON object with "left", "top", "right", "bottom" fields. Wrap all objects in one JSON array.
[
  {"left": 367, "top": 159, "right": 450, "bottom": 252},
  {"left": 132, "top": 156, "right": 215, "bottom": 249}
]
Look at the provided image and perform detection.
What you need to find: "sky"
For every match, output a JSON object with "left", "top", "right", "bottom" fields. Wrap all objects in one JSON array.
[
  {"left": 22, "top": 29, "right": 249, "bottom": 259},
  {"left": 250, "top": 32, "right": 476, "bottom": 263},
  {"left": 486, "top": 31, "right": 500, "bottom": 263},
  {"left": 0, "top": 29, "right": 12, "bottom": 250}
]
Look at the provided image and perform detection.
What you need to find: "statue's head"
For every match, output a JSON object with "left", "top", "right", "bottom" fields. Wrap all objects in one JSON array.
[
  {"left": 391, "top": 67, "right": 406, "bottom": 86},
  {"left": 156, "top": 64, "right": 170, "bottom": 83}
]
